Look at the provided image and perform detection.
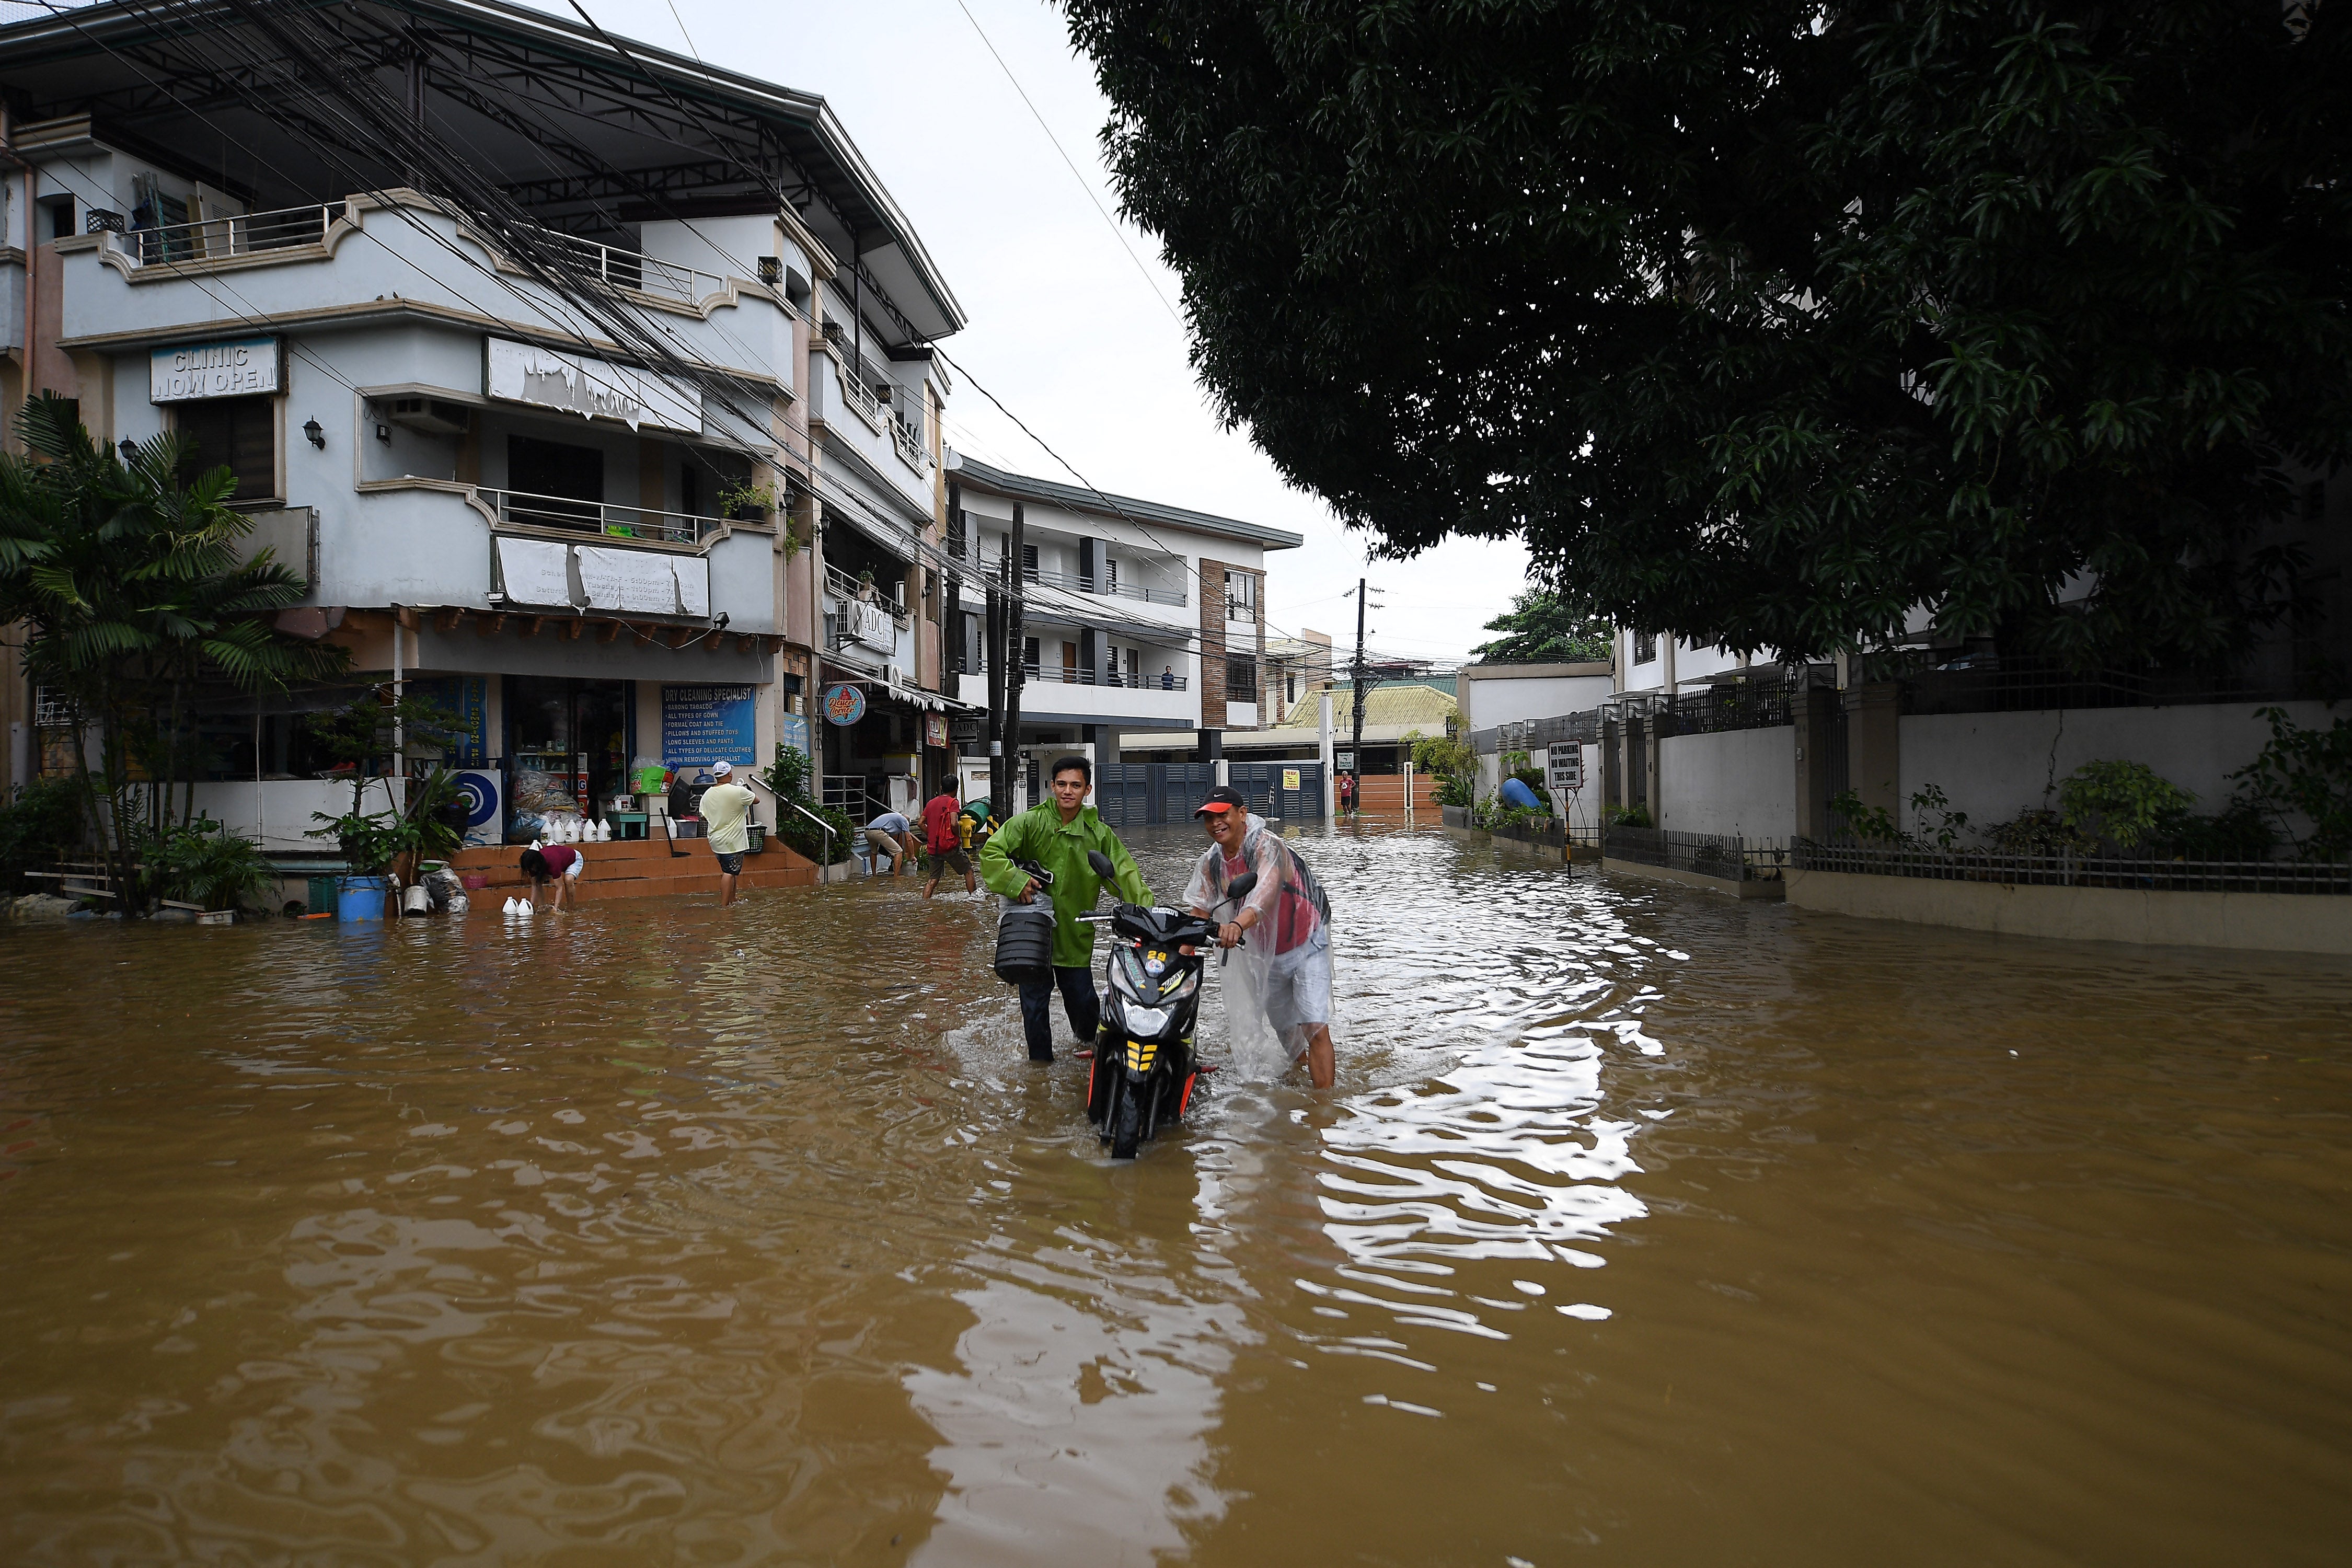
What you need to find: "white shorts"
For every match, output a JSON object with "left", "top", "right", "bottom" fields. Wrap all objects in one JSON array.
[
  {"left": 1263, "top": 930, "right": 1333, "bottom": 1036},
  {"left": 561, "top": 856, "right": 584, "bottom": 881}
]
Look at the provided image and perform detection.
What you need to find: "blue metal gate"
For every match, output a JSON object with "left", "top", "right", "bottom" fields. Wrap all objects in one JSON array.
[
  {"left": 1228, "top": 761, "right": 1325, "bottom": 821},
  {"left": 1095, "top": 762, "right": 1219, "bottom": 827}
]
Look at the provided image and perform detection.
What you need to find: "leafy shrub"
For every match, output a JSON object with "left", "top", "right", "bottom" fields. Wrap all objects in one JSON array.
[
  {"left": 2231, "top": 707, "right": 2352, "bottom": 856},
  {"left": 1827, "top": 789, "right": 1903, "bottom": 843},
  {"left": 307, "top": 808, "right": 417, "bottom": 875},
  {"left": 1979, "top": 808, "right": 2099, "bottom": 856},
  {"left": 763, "top": 742, "right": 852, "bottom": 863},
  {"left": 148, "top": 817, "right": 275, "bottom": 911},
  {"left": 2058, "top": 760, "right": 2196, "bottom": 850},
  {"left": 1603, "top": 803, "right": 1653, "bottom": 829},
  {"left": 0, "top": 776, "right": 85, "bottom": 895},
  {"left": 2167, "top": 799, "right": 2275, "bottom": 859}
]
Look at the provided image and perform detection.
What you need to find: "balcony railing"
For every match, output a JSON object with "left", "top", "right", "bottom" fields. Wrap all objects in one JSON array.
[
  {"left": 533, "top": 228, "right": 725, "bottom": 307},
  {"left": 891, "top": 416, "right": 933, "bottom": 474},
  {"left": 121, "top": 202, "right": 334, "bottom": 266},
  {"left": 481, "top": 487, "right": 723, "bottom": 545},
  {"left": 825, "top": 563, "right": 910, "bottom": 627},
  {"left": 971, "top": 552, "right": 1187, "bottom": 606},
  {"left": 1021, "top": 663, "right": 1189, "bottom": 690}
]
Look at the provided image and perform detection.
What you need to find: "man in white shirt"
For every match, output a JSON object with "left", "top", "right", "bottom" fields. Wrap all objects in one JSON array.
[{"left": 700, "top": 760, "right": 757, "bottom": 908}]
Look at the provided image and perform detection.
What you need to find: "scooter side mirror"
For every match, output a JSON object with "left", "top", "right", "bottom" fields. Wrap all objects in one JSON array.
[
  {"left": 1087, "top": 850, "right": 1117, "bottom": 880},
  {"left": 1224, "top": 871, "right": 1258, "bottom": 901}
]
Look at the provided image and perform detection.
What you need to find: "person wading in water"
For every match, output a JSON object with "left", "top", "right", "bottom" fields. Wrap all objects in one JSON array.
[{"left": 976, "top": 755, "right": 1152, "bottom": 1063}]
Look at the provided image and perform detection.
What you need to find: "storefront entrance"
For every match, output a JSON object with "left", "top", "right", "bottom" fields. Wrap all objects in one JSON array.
[{"left": 504, "top": 676, "right": 634, "bottom": 841}]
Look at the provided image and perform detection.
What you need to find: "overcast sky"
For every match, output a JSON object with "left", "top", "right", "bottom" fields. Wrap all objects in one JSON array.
[{"left": 556, "top": 0, "right": 1532, "bottom": 664}]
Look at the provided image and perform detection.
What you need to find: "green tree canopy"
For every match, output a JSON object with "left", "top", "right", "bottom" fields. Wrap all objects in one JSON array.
[
  {"left": 0, "top": 394, "right": 346, "bottom": 894},
  {"left": 1059, "top": 2, "right": 2352, "bottom": 667},
  {"left": 1471, "top": 590, "right": 1613, "bottom": 663}
]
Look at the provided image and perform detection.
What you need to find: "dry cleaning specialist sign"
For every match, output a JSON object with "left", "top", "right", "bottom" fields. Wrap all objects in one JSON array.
[
  {"left": 151, "top": 337, "right": 281, "bottom": 401},
  {"left": 661, "top": 685, "right": 757, "bottom": 769}
]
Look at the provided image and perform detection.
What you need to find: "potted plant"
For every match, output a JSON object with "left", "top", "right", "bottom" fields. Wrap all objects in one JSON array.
[
  {"left": 717, "top": 479, "right": 776, "bottom": 524},
  {"left": 306, "top": 808, "right": 418, "bottom": 921}
]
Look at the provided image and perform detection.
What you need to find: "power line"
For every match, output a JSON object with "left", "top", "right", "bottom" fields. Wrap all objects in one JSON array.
[{"left": 948, "top": 0, "right": 1182, "bottom": 329}]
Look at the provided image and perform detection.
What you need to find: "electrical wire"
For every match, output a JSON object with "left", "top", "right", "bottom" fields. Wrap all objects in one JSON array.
[{"left": 947, "top": 0, "right": 1182, "bottom": 328}]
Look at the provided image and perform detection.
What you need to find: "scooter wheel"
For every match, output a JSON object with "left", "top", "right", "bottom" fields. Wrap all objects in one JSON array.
[{"left": 1110, "top": 1085, "right": 1143, "bottom": 1160}]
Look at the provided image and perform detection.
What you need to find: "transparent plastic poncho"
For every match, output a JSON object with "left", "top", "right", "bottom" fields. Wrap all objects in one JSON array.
[{"left": 1183, "top": 814, "right": 1318, "bottom": 1080}]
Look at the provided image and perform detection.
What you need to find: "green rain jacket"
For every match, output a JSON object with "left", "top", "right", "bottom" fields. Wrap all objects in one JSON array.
[{"left": 977, "top": 802, "right": 1154, "bottom": 969}]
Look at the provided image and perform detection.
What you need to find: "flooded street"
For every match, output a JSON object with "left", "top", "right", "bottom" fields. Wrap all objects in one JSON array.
[{"left": 3, "top": 825, "right": 2348, "bottom": 1565}]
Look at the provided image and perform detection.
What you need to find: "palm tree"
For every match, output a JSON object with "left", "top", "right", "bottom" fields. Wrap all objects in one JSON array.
[{"left": 0, "top": 394, "right": 347, "bottom": 908}]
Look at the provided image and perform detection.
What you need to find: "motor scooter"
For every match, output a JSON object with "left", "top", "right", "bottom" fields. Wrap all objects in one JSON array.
[{"left": 1076, "top": 849, "right": 1257, "bottom": 1159}]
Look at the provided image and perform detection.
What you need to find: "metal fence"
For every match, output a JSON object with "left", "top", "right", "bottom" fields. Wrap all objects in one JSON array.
[
  {"left": 1793, "top": 839, "right": 2352, "bottom": 894},
  {"left": 1897, "top": 655, "right": 2315, "bottom": 717},
  {"left": 1469, "top": 709, "right": 1600, "bottom": 756},
  {"left": 1602, "top": 825, "right": 1782, "bottom": 882}
]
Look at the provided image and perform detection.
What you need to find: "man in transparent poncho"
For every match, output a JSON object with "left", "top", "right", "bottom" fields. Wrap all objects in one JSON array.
[{"left": 1183, "top": 786, "right": 1337, "bottom": 1088}]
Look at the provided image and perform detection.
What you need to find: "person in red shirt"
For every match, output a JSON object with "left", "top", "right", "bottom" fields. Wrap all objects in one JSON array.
[
  {"left": 519, "top": 841, "right": 584, "bottom": 911},
  {"left": 919, "top": 782, "right": 975, "bottom": 898}
]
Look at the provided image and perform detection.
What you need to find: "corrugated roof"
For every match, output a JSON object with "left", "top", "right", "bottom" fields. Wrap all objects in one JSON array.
[{"left": 1274, "top": 683, "right": 1457, "bottom": 731}]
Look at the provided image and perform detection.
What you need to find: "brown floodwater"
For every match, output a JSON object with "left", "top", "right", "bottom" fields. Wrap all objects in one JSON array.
[{"left": 2, "top": 825, "right": 2348, "bottom": 1566}]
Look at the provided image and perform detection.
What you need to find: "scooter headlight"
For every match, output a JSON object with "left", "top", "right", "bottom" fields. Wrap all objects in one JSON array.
[{"left": 1122, "top": 1005, "right": 1172, "bottom": 1035}]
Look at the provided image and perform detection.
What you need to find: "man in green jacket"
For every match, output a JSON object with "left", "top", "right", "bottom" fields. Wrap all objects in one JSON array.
[{"left": 978, "top": 754, "right": 1154, "bottom": 1062}]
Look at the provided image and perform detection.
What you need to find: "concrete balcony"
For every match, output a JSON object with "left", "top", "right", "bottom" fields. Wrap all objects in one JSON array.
[
  {"left": 823, "top": 563, "right": 915, "bottom": 677},
  {"left": 52, "top": 192, "right": 797, "bottom": 407},
  {"left": 291, "top": 479, "right": 781, "bottom": 634},
  {"left": 1014, "top": 664, "right": 1198, "bottom": 728},
  {"left": 810, "top": 350, "right": 932, "bottom": 513}
]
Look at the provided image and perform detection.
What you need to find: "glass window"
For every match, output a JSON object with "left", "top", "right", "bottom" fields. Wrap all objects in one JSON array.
[
  {"left": 1226, "top": 656, "right": 1258, "bottom": 701},
  {"left": 1633, "top": 630, "right": 1658, "bottom": 665},
  {"left": 174, "top": 395, "right": 276, "bottom": 502}
]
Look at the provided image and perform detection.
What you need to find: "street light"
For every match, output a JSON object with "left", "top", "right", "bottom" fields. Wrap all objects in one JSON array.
[{"left": 117, "top": 437, "right": 137, "bottom": 463}]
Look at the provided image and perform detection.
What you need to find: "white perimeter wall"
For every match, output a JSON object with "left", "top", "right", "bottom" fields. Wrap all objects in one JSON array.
[
  {"left": 189, "top": 780, "right": 377, "bottom": 854},
  {"left": 1898, "top": 700, "right": 2336, "bottom": 831},
  {"left": 1658, "top": 727, "right": 1795, "bottom": 840},
  {"left": 1459, "top": 671, "right": 1614, "bottom": 730}
]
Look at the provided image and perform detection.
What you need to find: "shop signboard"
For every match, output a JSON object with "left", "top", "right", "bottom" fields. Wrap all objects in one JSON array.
[
  {"left": 822, "top": 683, "right": 867, "bottom": 726},
  {"left": 485, "top": 337, "right": 700, "bottom": 433},
  {"left": 411, "top": 675, "right": 488, "bottom": 765},
  {"left": 661, "top": 684, "right": 757, "bottom": 769},
  {"left": 924, "top": 712, "right": 949, "bottom": 749},
  {"left": 452, "top": 769, "right": 503, "bottom": 849},
  {"left": 151, "top": 336, "right": 280, "bottom": 401}
]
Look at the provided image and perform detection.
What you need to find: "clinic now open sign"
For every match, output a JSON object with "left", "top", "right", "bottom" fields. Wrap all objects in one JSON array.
[{"left": 152, "top": 337, "right": 281, "bottom": 402}]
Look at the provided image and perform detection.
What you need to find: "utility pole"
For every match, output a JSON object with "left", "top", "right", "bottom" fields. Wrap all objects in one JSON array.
[
  {"left": 1350, "top": 576, "right": 1369, "bottom": 783},
  {"left": 1001, "top": 502, "right": 1027, "bottom": 811},
  {"left": 985, "top": 522, "right": 1006, "bottom": 812}
]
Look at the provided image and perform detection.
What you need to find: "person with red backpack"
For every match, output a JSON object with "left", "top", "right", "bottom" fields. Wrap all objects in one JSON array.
[{"left": 1183, "top": 786, "right": 1338, "bottom": 1088}]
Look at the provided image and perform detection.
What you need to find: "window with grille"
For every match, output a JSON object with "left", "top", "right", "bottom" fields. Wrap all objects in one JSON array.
[
  {"left": 1225, "top": 572, "right": 1258, "bottom": 622},
  {"left": 33, "top": 686, "right": 75, "bottom": 727},
  {"left": 1226, "top": 656, "right": 1259, "bottom": 701},
  {"left": 1633, "top": 630, "right": 1658, "bottom": 665},
  {"left": 1021, "top": 544, "right": 1039, "bottom": 583}
]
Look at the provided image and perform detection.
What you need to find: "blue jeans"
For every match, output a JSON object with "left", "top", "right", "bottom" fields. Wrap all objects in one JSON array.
[{"left": 1019, "top": 965, "right": 1098, "bottom": 1062}]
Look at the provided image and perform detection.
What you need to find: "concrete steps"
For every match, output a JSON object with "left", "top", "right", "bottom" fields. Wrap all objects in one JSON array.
[{"left": 446, "top": 834, "right": 818, "bottom": 902}]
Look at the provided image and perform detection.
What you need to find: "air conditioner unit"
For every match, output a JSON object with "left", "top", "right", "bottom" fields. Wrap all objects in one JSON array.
[{"left": 382, "top": 397, "right": 470, "bottom": 436}]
